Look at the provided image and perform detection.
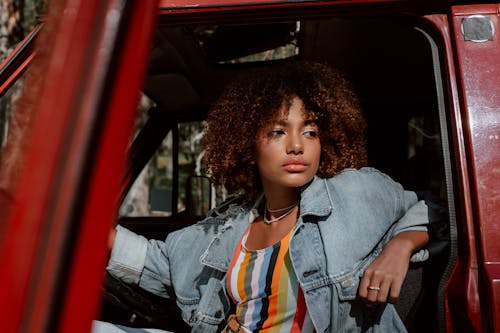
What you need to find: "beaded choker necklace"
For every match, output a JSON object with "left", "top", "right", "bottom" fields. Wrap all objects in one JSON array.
[{"left": 263, "top": 202, "right": 298, "bottom": 224}]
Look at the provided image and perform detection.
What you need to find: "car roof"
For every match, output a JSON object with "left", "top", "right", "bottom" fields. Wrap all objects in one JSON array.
[{"left": 157, "top": 0, "right": 497, "bottom": 10}]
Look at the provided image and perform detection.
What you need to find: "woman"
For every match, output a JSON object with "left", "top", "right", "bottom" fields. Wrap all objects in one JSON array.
[{"left": 104, "top": 62, "right": 429, "bottom": 333}]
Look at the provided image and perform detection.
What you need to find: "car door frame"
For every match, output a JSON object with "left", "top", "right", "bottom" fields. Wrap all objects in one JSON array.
[{"left": 0, "top": 1, "right": 158, "bottom": 332}]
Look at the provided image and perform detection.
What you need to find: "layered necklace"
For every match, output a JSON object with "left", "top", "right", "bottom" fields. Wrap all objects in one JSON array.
[{"left": 263, "top": 201, "right": 298, "bottom": 224}]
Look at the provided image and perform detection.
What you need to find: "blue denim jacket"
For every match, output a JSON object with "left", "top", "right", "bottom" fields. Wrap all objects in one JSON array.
[{"left": 108, "top": 168, "right": 428, "bottom": 333}]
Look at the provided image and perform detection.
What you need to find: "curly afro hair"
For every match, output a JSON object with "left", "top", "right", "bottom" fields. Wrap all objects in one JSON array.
[{"left": 202, "top": 61, "right": 367, "bottom": 200}]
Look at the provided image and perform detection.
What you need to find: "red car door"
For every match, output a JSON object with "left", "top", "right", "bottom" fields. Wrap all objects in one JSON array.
[
  {"left": 0, "top": 1, "right": 158, "bottom": 332},
  {"left": 447, "top": 4, "right": 500, "bottom": 333}
]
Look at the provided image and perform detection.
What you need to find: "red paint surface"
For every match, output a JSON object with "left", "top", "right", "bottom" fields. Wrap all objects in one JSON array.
[
  {"left": 451, "top": 4, "right": 500, "bottom": 332},
  {"left": 0, "top": 0, "right": 157, "bottom": 332}
]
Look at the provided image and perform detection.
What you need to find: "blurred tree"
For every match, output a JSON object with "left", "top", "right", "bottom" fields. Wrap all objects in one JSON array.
[
  {"left": 0, "top": 0, "right": 45, "bottom": 208},
  {"left": 0, "top": 0, "right": 45, "bottom": 153},
  {"left": 0, "top": 0, "right": 45, "bottom": 58},
  {"left": 1, "top": 0, "right": 23, "bottom": 61}
]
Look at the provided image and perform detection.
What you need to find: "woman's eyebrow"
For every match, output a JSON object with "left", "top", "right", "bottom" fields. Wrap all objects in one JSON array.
[
  {"left": 272, "top": 119, "right": 288, "bottom": 126},
  {"left": 270, "top": 118, "right": 317, "bottom": 126}
]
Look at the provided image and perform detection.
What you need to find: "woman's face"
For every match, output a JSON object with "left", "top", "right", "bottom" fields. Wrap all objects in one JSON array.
[{"left": 256, "top": 97, "right": 321, "bottom": 192}]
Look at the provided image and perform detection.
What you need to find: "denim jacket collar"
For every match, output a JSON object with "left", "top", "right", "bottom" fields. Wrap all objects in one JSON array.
[
  {"left": 200, "top": 177, "right": 332, "bottom": 272},
  {"left": 199, "top": 202, "right": 254, "bottom": 272},
  {"left": 299, "top": 176, "right": 332, "bottom": 218}
]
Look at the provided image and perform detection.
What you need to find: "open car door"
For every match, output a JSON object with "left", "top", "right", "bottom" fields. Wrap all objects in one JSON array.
[{"left": 0, "top": 1, "right": 158, "bottom": 332}]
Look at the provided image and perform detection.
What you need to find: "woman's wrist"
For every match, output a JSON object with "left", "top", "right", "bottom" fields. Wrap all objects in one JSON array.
[
  {"left": 108, "top": 227, "right": 117, "bottom": 250},
  {"left": 387, "top": 230, "right": 429, "bottom": 255}
]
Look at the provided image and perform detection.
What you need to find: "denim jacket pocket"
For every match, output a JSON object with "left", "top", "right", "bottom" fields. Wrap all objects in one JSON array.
[
  {"left": 329, "top": 257, "right": 367, "bottom": 332},
  {"left": 175, "top": 293, "right": 200, "bottom": 326},
  {"left": 335, "top": 274, "right": 359, "bottom": 302},
  {"left": 333, "top": 253, "right": 375, "bottom": 302},
  {"left": 196, "top": 277, "right": 230, "bottom": 328},
  {"left": 331, "top": 249, "right": 404, "bottom": 332}
]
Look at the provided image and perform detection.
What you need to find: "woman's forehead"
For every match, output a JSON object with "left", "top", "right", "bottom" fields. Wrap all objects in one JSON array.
[{"left": 272, "top": 100, "right": 316, "bottom": 122}]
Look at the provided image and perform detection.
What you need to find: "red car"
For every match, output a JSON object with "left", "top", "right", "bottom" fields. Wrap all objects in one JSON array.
[{"left": 0, "top": 0, "right": 498, "bottom": 332}]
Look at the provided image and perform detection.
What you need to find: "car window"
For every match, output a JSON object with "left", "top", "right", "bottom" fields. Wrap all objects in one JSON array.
[
  {"left": 96, "top": 7, "right": 468, "bottom": 331},
  {"left": 119, "top": 116, "right": 208, "bottom": 217},
  {"left": 195, "top": 22, "right": 300, "bottom": 64},
  {"left": 119, "top": 18, "right": 450, "bottom": 219}
]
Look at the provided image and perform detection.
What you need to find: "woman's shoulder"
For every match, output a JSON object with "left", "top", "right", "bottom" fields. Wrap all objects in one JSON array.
[
  {"left": 205, "top": 194, "right": 249, "bottom": 219},
  {"left": 320, "top": 167, "right": 404, "bottom": 200},
  {"left": 164, "top": 195, "right": 251, "bottom": 261},
  {"left": 327, "top": 167, "right": 400, "bottom": 187},
  {"left": 168, "top": 195, "right": 249, "bottom": 239},
  {"left": 334, "top": 166, "right": 391, "bottom": 178}
]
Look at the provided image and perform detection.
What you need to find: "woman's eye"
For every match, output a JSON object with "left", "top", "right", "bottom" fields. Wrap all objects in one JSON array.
[
  {"left": 270, "top": 129, "right": 285, "bottom": 137},
  {"left": 304, "top": 130, "right": 318, "bottom": 137}
]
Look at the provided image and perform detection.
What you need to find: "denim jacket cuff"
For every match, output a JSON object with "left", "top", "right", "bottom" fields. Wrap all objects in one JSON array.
[
  {"left": 394, "top": 200, "right": 429, "bottom": 234},
  {"left": 410, "top": 248, "right": 430, "bottom": 262},
  {"left": 106, "top": 225, "right": 148, "bottom": 285}
]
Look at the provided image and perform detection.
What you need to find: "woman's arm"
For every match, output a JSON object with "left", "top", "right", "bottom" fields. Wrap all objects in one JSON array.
[
  {"left": 108, "top": 227, "right": 117, "bottom": 250},
  {"left": 107, "top": 225, "right": 173, "bottom": 298},
  {"left": 358, "top": 230, "right": 429, "bottom": 303}
]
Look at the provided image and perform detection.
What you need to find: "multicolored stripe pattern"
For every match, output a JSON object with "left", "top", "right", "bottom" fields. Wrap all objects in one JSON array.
[{"left": 227, "top": 228, "right": 315, "bottom": 333}]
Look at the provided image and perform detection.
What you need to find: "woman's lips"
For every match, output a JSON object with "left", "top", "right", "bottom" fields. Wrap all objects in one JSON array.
[{"left": 283, "top": 161, "right": 308, "bottom": 172}]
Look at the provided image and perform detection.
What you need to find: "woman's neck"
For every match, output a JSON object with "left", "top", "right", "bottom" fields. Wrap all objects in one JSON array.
[{"left": 262, "top": 186, "right": 300, "bottom": 211}]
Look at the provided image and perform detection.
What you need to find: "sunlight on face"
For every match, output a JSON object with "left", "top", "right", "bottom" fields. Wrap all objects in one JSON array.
[{"left": 256, "top": 97, "right": 321, "bottom": 192}]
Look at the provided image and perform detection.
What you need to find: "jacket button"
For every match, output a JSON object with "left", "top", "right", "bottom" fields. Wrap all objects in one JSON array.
[{"left": 215, "top": 310, "right": 222, "bottom": 318}]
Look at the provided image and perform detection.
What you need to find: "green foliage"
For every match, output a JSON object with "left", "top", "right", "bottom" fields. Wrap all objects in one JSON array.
[
  {"left": 0, "top": 0, "right": 46, "bottom": 152},
  {"left": 23, "top": 0, "right": 46, "bottom": 32}
]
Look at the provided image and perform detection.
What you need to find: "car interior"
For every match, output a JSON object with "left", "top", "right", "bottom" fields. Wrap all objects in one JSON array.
[{"left": 99, "top": 13, "right": 452, "bottom": 333}]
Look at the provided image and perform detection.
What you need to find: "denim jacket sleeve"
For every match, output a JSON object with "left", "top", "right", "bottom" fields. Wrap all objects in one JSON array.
[
  {"left": 323, "top": 168, "right": 429, "bottom": 262},
  {"left": 107, "top": 225, "right": 173, "bottom": 298},
  {"left": 392, "top": 198, "right": 430, "bottom": 262},
  {"left": 361, "top": 168, "right": 430, "bottom": 263},
  {"left": 393, "top": 196, "right": 428, "bottom": 235},
  {"left": 363, "top": 168, "right": 430, "bottom": 262}
]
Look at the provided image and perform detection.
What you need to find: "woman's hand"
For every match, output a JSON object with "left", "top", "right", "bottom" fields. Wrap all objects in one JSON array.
[
  {"left": 108, "top": 227, "right": 117, "bottom": 250},
  {"left": 358, "top": 230, "right": 428, "bottom": 303}
]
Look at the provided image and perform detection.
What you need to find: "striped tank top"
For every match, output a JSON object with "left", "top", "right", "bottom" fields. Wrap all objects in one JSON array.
[{"left": 227, "top": 226, "right": 315, "bottom": 333}]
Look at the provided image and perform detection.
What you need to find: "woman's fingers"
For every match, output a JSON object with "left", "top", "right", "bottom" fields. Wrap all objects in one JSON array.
[
  {"left": 388, "top": 277, "right": 403, "bottom": 303},
  {"left": 377, "top": 279, "right": 392, "bottom": 303},
  {"left": 358, "top": 269, "right": 372, "bottom": 299},
  {"left": 358, "top": 236, "right": 412, "bottom": 304},
  {"left": 359, "top": 268, "right": 405, "bottom": 303},
  {"left": 365, "top": 273, "right": 382, "bottom": 303},
  {"left": 359, "top": 268, "right": 383, "bottom": 302}
]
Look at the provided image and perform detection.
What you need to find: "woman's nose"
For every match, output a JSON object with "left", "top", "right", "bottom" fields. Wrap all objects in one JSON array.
[{"left": 286, "top": 135, "right": 303, "bottom": 154}]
